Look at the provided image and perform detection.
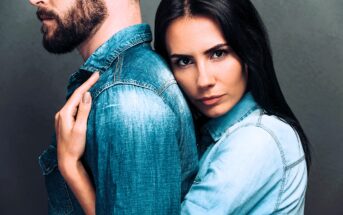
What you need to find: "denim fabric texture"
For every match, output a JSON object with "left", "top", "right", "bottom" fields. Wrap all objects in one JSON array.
[
  {"left": 38, "top": 24, "right": 199, "bottom": 215},
  {"left": 181, "top": 92, "right": 307, "bottom": 215}
]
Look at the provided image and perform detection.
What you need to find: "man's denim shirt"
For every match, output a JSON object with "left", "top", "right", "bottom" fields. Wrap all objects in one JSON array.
[
  {"left": 38, "top": 24, "right": 198, "bottom": 215},
  {"left": 181, "top": 93, "right": 307, "bottom": 215}
]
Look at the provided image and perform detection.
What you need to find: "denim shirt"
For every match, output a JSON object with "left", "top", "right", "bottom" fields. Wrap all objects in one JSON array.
[
  {"left": 181, "top": 93, "right": 307, "bottom": 215},
  {"left": 38, "top": 24, "right": 198, "bottom": 215}
]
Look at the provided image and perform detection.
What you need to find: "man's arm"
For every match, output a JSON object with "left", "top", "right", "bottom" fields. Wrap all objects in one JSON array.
[{"left": 92, "top": 86, "right": 183, "bottom": 214}]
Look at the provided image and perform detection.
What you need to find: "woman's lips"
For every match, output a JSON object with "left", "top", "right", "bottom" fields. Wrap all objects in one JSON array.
[{"left": 199, "top": 95, "right": 224, "bottom": 106}]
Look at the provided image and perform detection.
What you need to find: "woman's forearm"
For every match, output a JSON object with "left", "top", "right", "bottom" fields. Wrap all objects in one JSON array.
[{"left": 59, "top": 159, "right": 96, "bottom": 215}]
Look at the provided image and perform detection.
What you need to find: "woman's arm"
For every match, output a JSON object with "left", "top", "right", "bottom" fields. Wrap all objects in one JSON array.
[
  {"left": 55, "top": 72, "right": 99, "bottom": 215},
  {"left": 58, "top": 158, "right": 95, "bottom": 215}
]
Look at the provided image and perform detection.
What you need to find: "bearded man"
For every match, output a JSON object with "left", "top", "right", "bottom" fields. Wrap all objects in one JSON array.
[{"left": 29, "top": 0, "right": 198, "bottom": 214}]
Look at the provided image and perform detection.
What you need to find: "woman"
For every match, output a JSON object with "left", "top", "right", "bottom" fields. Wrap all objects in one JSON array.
[{"left": 56, "top": 0, "right": 310, "bottom": 214}]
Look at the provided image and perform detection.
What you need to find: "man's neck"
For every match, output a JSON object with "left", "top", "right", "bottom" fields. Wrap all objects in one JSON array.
[{"left": 78, "top": 1, "right": 142, "bottom": 61}]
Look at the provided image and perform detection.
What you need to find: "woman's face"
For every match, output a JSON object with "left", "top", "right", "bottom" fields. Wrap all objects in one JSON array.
[{"left": 166, "top": 16, "right": 247, "bottom": 118}]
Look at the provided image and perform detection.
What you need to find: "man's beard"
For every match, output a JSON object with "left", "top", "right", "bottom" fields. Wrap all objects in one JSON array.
[{"left": 36, "top": 0, "right": 107, "bottom": 54}]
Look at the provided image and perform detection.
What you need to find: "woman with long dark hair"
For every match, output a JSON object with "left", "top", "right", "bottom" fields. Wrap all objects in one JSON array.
[
  {"left": 56, "top": 0, "right": 310, "bottom": 214},
  {"left": 155, "top": 0, "right": 311, "bottom": 169}
]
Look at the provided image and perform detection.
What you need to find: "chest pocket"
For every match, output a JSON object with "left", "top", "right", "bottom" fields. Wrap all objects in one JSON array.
[{"left": 38, "top": 144, "right": 74, "bottom": 215}]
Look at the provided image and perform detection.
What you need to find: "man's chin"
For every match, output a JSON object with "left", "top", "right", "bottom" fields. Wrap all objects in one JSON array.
[
  {"left": 41, "top": 22, "right": 56, "bottom": 35},
  {"left": 42, "top": 39, "right": 75, "bottom": 54}
]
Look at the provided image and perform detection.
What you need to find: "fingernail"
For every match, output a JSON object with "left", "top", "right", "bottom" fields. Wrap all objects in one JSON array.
[
  {"left": 93, "top": 71, "right": 100, "bottom": 77},
  {"left": 83, "top": 92, "right": 91, "bottom": 104}
]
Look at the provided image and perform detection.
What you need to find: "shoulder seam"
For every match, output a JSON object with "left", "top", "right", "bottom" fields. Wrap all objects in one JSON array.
[
  {"left": 158, "top": 79, "right": 177, "bottom": 96},
  {"left": 229, "top": 123, "right": 287, "bottom": 166},
  {"left": 255, "top": 124, "right": 286, "bottom": 211},
  {"left": 228, "top": 123, "right": 286, "bottom": 211},
  {"left": 285, "top": 156, "right": 305, "bottom": 170},
  {"left": 93, "top": 81, "right": 162, "bottom": 101},
  {"left": 157, "top": 79, "right": 185, "bottom": 146}
]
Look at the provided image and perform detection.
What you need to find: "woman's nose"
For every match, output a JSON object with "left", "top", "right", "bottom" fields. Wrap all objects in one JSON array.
[{"left": 196, "top": 62, "right": 216, "bottom": 89}]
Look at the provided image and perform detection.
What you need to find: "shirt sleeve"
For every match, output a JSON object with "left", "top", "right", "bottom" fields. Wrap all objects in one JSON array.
[
  {"left": 181, "top": 126, "right": 285, "bottom": 215},
  {"left": 92, "top": 86, "right": 183, "bottom": 214}
]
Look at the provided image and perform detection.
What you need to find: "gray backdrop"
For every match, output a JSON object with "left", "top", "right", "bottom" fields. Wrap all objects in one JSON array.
[{"left": 0, "top": 0, "right": 342, "bottom": 214}]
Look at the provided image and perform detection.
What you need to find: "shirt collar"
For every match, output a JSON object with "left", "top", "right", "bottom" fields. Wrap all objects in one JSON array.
[
  {"left": 65, "top": 24, "right": 152, "bottom": 99},
  {"left": 203, "top": 92, "right": 259, "bottom": 142},
  {"left": 80, "top": 23, "right": 152, "bottom": 73}
]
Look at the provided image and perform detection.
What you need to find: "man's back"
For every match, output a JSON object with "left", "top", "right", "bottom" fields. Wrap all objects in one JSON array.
[{"left": 39, "top": 24, "right": 198, "bottom": 214}]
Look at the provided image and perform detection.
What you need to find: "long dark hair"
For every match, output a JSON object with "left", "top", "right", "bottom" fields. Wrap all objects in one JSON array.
[{"left": 154, "top": 0, "right": 311, "bottom": 170}]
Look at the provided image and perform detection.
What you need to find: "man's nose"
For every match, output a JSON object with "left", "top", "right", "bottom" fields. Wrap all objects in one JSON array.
[
  {"left": 196, "top": 62, "right": 216, "bottom": 89},
  {"left": 29, "top": 0, "right": 46, "bottom": 7}
]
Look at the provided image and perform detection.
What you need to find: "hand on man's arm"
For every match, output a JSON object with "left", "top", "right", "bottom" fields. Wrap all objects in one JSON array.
[{"left": 56, "top": 72, "right": 99, "bottom": 215}]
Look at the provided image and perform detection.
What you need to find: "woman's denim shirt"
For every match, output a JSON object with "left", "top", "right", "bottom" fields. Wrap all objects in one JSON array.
[
  {"left": 181, "top": 92, "right": 307, "bottom": 215},
  {"left": 38, "top": 24, "right": 198, "bottom": 215}
]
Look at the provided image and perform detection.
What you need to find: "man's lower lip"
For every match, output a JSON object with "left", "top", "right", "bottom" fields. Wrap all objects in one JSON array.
[
  {"left": 42, "top": 19, "right": 54, "bottom": 22},
  {"left": 201, "top": 96, "right": 223, "bottom": 106}
]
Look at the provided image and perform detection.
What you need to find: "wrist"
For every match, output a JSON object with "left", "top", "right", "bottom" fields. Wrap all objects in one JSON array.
[{"left": 58, "top": 157, "right": 81, "bottom": 178}]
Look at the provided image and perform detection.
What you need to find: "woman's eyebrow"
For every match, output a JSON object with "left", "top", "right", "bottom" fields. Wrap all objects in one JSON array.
[
  {"left": 169, "top": 53, "right": 192, "bottom": 59},
  {"left": 204, "top": 43, "right": 228, "bottom": 55},
  {"left": 169, "top": 43, "right": 228, "bottom": 59}
]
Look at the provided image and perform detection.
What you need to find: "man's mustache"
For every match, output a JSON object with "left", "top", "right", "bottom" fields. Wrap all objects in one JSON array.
[{"left": 36, "top": 8, "right": 58, "bottom": 21}]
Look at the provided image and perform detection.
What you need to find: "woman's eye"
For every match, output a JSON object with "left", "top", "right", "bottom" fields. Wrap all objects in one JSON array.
[
  {"left": 177, "top": 57, "right": 193, "bottom": 67},
  {"left": 212, "top": 50, "right": 227, "bottom": 59}
]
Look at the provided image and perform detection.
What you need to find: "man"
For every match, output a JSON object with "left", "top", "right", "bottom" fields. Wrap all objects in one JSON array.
[{"left": 30, "top": 0, "right": 198, "bottom": 214}]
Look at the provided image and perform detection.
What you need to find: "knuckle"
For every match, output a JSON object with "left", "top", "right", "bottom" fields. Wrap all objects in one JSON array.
[
  {"left": 54, "top": 112, "right": 60, "bottom": 120},
  {"left": 59, "top": 110, "right": 68, "bottom": 119},
  {"left": 79, "top": 103, "right": 89, "bottom": 111}
]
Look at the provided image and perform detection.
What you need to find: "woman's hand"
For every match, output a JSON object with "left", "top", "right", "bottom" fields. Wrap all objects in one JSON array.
[
  {"left": 56, "top": 72, "right": 99, "bottom": 164},
  {"left": 55, "top": 72, "right": 99, "bottom": 215}
]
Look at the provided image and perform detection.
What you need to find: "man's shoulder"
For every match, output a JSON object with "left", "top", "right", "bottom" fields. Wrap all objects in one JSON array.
[
  {"left": 115, "top": 45, "right": 176, "bottom": 91},
  {"left": 92, "top": 44, "right": 184, "bottom": 99},
  {"left": 89, "top": 44, "right": 189, "bottom": 117},
  {"left": 90, "top": 85, "right": 180, "bottom": 133}
]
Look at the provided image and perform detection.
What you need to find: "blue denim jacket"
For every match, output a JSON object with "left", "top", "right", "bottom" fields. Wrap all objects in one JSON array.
[
  {"left": 181, "top": 92, "right": 307, "bottom": 214},
  {"left": 38, "top": 24, "right": 198, "bottom": 215}
]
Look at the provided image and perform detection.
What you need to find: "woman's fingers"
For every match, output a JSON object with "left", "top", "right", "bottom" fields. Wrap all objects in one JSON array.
[
  {"left": 56, "top": 73, "right": 98, "bottom": 166},
  {"left": 77, "top": 72, "right": 100, "bottom": 93},
  {"left": 58, "top": 72, "right": 99, "bottom": 131},
  {"left": 65, "top": 72, "right": 99, "bottom": 108},
  {"left": 57, "top": 93, "right": 91, "bottom": 161},
  {"left": 74, "top": 92, "right": 92, "bottom": 133}
]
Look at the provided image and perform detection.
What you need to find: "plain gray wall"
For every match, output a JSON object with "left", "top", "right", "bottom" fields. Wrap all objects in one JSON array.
[{"left": 0, "top": 0, "right": 341, "bottom": 214}]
